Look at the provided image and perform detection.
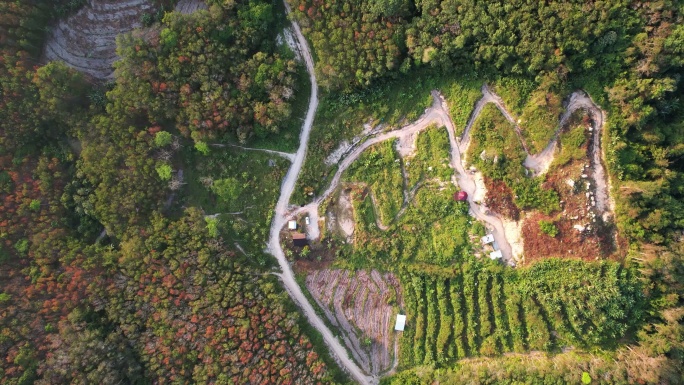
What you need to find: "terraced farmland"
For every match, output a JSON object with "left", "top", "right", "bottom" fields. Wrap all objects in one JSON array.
[
  {"left": 306, "top": 269, "right": 403, "bottom": 376},
  {"left": 175, "top": 0, "right": 207, "bottom": 14},
  {"left": 400, "top": 260, "right": 644, "bottom": 367},
  {"left": 44, "top": 0, "right": 156, "bottom": 79}
]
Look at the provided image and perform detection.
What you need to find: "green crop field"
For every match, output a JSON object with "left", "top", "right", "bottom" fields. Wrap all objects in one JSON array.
[{"left": 399, "top": 259, "right": 644, "bottom": 368}]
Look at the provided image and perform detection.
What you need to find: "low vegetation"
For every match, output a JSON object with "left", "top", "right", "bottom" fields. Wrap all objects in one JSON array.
[
  {"left": 338, "top": 125, "right": 475, "bottom": 270},
  {"left": 293, "top": 69, "right": 483, "bottom": 204},
  {"left": 183, "top": 147, "right": 289, "bottom": 262},
  {"left": 517, "top": 76, "right": 564, "bottom": 154},
  {"left": 347, "top": 141, "right": 404, "bottom": 225},
  {"left": 404, "top": 126, "right": 453, "bottom": 187},
  {"left": 467, "top": 104, "right": 560, "bottom": 216}
]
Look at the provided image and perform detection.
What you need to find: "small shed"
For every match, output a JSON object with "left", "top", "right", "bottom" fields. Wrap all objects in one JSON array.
[
  {"left": 480, "top": 234, "right": 494, "bottom": 245},
  {"left": 288, "top": 220, "right": 298, "bottom": 230},
  {"left": 454, "top": 191, "right": 468, "bottom": 201},
  {"left": 489, "top": 250, "right": 503, "bottom": 260},
  {"left": 292, "top": 232, "right": 307, "bottom": 247},
  {"left": 394, "top": 314, "right": 406, "bottom": 331}
]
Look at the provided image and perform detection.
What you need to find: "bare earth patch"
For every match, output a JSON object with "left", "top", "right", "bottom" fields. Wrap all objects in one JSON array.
[
  {"left": 325, "top": 188, "right": 355, "bottom": 240},
  {"left": 44, "top": 0, "right": 155, "bottom": 79},
  {"left": 521, "top": 111, "right": 616, "bottom": 263},
  {"left": 306, "top": 269, "right": 403, "bottom": 377},
  {"left": 501, "top": 217, "right": 524, "bottom": 260}
]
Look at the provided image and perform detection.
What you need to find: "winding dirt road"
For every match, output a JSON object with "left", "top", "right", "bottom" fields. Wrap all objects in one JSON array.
[
  {"left": 464, "top": 86, "right": 612, "bottom": 215},
  {"left": 46, "top": 0, "right": 613, "bottom": 381},
  {"left": 289, "top": 87, "right": 611, "bottom": 267},
  {"left": 266, "top": 3, "right": 375, "bottom": 384},
  {"left": 290, "top": 91, "right": 516, "bottom": 264}
]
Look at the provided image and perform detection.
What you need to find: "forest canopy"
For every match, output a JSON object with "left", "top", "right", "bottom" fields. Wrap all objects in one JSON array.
[
  {"left": 0, "top": 0, "right": 340, "bottom": 383},
  {"left": 0, "top": 0, "right": 683, "bottom": 384}
]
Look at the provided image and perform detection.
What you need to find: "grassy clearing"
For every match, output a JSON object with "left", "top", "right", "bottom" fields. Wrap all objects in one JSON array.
[
  {"left": 491, "top": 77, "right": 536, "bottom": 115},
  {"left": 398, "top": 259, "right": 644, "bottom": 368},
  {"left": 181, "top": 146, "right": 287, "bottom": 263},
  {"left": 468, "top": 104, "right": 560, "bottom": 214},
  {"left": 405, "top": 125, "right": 453, "bottom": 188},
  {"left": 467, "top": 104, "right": 527, "bottom": 182},
  {"left": 442, "top": 79, "right": 483, "bottom": 135},
  {"left": 337, "top": 180, "right": 475, "bottom": 271},
  {"left": 518, "top": 83, "right": 565, "bottom": 154},
  {"left": 519, "top": 101, "right": 561, "bottom": 154},
  {"left": 551, "top": 110, "right": 590, "bottom": 169},
  {"left": 347, "top": 141, "right": 404, "bottom": 225}
]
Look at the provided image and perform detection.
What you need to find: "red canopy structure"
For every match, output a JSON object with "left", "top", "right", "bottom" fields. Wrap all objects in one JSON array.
[{"left": 454, "top": 191, "right": 468, "bottom": 201}]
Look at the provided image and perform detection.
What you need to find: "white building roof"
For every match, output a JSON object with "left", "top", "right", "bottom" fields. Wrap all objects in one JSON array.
[
  {"left": 480, "top": 234, "right": 495, "bottom": 244},
  {"left": 489, "top": 250, "right": 503, "bottom": 260},
  {"left": 288, "top": 220, "right": 297, "bottom": 230},
  {"left": 395, "top": 314, "right": 406, "bottom": 331}
]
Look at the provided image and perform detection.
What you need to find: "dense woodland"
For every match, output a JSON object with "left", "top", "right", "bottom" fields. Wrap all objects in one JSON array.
[
  {"left": 0, "top": 0, "right": 340, "bottom": 383},
  {"left": 0, "top": 0, "right": 683, "bottom": 384}
]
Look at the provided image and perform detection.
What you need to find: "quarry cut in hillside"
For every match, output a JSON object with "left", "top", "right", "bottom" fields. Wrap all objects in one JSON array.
[
  {"left": 43, "top": 0, "right": 207, "bottom": 79},
  {"left": 43, "top": 0, "right": 155, "bottom": 79}
]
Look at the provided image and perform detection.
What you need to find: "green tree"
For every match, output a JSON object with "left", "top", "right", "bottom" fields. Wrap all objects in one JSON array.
[
  {"left": 538, "top": 220, "right": 558, "bottom": 237},
  {"left": 211, "top": 178, "right": 242, "bottom": 202},
  {"left": 154, "top": 131, "right": 173, "bottom": 147},
  {"left": 195, "top": 141, "right": 210, "bottom": 155},
  {"left": 156, "top": 164, "right": 172, "bottom": 181}
]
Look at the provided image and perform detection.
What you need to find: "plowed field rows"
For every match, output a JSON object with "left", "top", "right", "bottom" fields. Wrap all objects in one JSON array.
[
  {"left": 44, "top": 0, "right": 155, "bottom": 79},
  {"left": 306, "top": 269, "right": 402, "bottom": 376}
]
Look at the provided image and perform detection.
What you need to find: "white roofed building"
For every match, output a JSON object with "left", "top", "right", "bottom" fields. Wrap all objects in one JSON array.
[
  {"left": 480, "top": 234, "right": 495, "bottom": 245},
  {"left": 395, "top": 314, "right": 406, "bottom": 331},
  {"left": 489, "top": 250, "right": 503, "bottom": 260}
]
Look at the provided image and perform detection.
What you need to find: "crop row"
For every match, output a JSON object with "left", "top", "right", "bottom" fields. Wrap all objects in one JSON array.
[{"left": 400, "top": 260, "right": 644, "bottom": 366}]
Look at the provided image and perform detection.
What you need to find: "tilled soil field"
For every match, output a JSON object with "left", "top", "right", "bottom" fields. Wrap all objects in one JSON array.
[{"left": 306, "top": 269, "right": 403, "bottom": 376}]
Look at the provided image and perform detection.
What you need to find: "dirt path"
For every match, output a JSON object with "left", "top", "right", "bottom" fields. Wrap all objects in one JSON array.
[
  {"left": 266, "top": 3, "right": 374, "bottom": 384},
  {"left": 273, "top": 82, "right": 611, "bottom": 377},
  {"left": 470, "top": 86, "right": 613, "bottom": 217},
  {"left": 290, "top": 93, "right": 516, "bottom": 263},
  {"left": 210, "top": 143, "right": 295, "bottom": 161}
]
